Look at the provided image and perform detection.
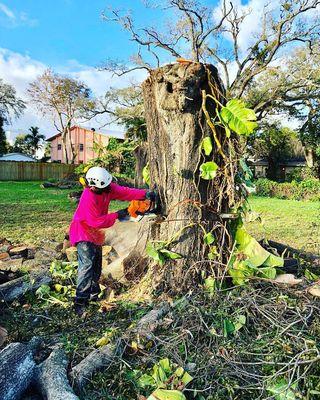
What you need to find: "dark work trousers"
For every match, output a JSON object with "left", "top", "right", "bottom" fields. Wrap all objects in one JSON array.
[{"left": 75, "top": 241, "right": 102, "bottom": 304}]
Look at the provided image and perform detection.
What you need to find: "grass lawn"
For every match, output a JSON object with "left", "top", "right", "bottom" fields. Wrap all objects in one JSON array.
[
  {"left": 248, "top": 196, "right": 320, "bottom": 254},
  {"left": 0, "top": 182, "right": 319, "bottom": 253},
  {"left": 0, "top": 181, "right": 124, "bottom": 245}
]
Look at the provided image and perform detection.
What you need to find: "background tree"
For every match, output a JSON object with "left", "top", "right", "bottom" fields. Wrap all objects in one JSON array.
[
  {"left": 0, "top": 79, "right": 25, "bottom": 155},
  {"left": 28, "top": 70, "right": 95, "bottom": 164},
  {"left": 245, "top": 45, "right": 320, "bottom": 175},
  {"left": 11, "top": 134, "right": 33, "bottom": 156},
  {"left": 0, "top": 118, "right": 9, "bottom": 156},
  {"left": 105, "top": 0, "right": 319, "bottom": 108},
  {"left": 24, "top": 126, "right": 46, "bottom": 156},
  {"left": 93, "top": 85, "right": 147, "bottom": 184},
  {"left": 249, "top": 123, "right": 301, "bottom": 180}
]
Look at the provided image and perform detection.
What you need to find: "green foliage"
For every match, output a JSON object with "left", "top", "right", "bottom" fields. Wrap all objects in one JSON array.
[
  {"left": 219, "top": 99, "right": 258, "bottom": 136},
  {"left": 146, "top": 242, "right": 182, "bottom": 266},
  {"left": 266, "top": 378, "right": 298, "bottom": 399},
  {"left": 24, "top": 126, "right": 46, "bottom": 155},
  {"left": 255, "top": 178, "right": 320, "bottom": 201},
  {"left": 0, "top": 117, "right": 8, "bottom": 155},
  {"left": 135, "top": 358, "right": 192, "bottom": 399},
  {"left": 75, "top": 138, "right": 136, "bottom": 178},
  {"left": 202, "top": 137, "right": 213, "bottom": 156},
  {"left": 11, "top": 134, "right": 34, "bottom": 156},
  {"left": 228, "top": 227, "right": 283, "bottom": 285},
  {"left": 199, "top": 161, "right": 218, "bottom": 180},
  {"left": 285, "top": 167, "right": 316, "bottom": 182},
  {"left": 249, "top": 123, "right": 301, "bottom": 180}
]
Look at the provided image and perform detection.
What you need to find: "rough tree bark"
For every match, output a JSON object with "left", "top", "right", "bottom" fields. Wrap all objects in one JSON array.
[{"left": 142, "top": 63, "right": 238, "bottom": 292}]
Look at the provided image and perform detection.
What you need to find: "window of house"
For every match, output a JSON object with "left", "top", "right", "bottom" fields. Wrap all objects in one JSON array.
[
  {"left": 57, "top": 144, "right": 62, "bottom": 150},
  {"left": 79, "top": 143, "right": 84, "bottom": 152}
]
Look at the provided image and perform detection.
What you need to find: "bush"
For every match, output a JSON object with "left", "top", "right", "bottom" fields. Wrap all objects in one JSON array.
[
  {"left": 255, "top": 178, "right": 320, "bottom": 201},
  {"left": 285, "top": 167, "right": 316, "bottom": 182}
]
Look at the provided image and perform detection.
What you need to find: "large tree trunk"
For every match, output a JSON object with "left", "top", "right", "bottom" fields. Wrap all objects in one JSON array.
[
  {"left": 142, "top": 63, "right": 239, "bottom": 292},
  {"left": 133, "top": 142, "right": 148, "bottom": 187}
]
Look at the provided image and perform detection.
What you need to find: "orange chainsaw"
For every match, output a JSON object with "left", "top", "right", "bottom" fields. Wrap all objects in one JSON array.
[{"left": 127, "top": 189, "right": 161, "bottom": 219}]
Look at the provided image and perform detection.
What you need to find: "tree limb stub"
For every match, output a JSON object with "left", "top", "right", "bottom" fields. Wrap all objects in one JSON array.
[{"left": 0, "top": 271, "right": 52, "bottom": 303}]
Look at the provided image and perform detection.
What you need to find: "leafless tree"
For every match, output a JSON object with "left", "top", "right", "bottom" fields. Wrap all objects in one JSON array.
[
  {"left": 103, "top": 0, "right": 320, "bottom": 106},
  {"left": 28, "top": 70, "right": 95, "bottom": 164}
]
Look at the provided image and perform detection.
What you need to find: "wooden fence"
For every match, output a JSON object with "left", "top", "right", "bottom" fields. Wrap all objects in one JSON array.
[{"left": 0, "top": 161, "right": 76, "bottom": 181}]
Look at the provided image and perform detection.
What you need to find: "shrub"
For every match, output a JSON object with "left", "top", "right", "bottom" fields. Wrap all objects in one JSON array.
[
  {"left": 285, "top": 167, "right": 316, "bottom": 182},
  {"left": 255, "top": 178, "right": 320, "bottom": 201}
]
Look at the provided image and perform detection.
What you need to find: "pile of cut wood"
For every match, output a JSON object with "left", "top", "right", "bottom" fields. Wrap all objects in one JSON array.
[{"left": 0, "top": 239, "right": 52, "bottom": 303}]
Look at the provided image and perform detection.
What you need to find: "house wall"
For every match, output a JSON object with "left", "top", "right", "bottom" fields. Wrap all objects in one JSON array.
[{"left": 50, "top": 127, "right": 110, "bottom": 164}]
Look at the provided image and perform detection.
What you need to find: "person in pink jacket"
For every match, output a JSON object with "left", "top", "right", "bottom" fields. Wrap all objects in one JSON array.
[{"left": 69, "top": 166, "right": 154, "bottom": 316}]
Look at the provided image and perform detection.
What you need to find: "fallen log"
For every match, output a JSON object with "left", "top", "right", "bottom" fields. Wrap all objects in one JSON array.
[
  {"left": 70, "top": 302, "right": 170, "bottom": 392},
  {"left": 0, "top": 339, "right": 40, "bottom": 400},
  {"left": 261, "top": 239, "right": 320, "bottom": 267},
  {"left": 36, "top": 346, "right": 79, "bottom": 400},
  {"left": 134, "top": 301, "right": 171, "bottom": 339},
  {"left": 70, "top": 341, "right": 122, "bottom": 391},
  {"left": 0, "top": 271, "right": 52, "bottom": 302}
]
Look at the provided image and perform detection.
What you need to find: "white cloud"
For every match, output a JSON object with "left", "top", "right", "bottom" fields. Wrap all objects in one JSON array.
[
  {"left": 0, "top": 3, "right": 15, "bottom": 19},
  {"left": 0, "top": 2, "right": 38, "bottom": 27},
  {"left": 214, "top": 0, "right": 320, "bottom": 55},
  {"left": 0, "top": 48, "right": 146, "bottom": 141}
]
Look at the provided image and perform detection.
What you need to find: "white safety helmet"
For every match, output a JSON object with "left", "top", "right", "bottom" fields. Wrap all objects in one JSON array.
[{"left": 85, "top": 167, "right": 112, "bottom": 189}]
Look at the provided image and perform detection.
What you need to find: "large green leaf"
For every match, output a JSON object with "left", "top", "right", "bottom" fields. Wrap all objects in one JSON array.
[
  {"left": 263, "top": 253, "right": 284, "bottom": 268},
  {"left": 228, "top": 259, "right": 255, "bottom": 285},
  {"left": 202, "top": 137, "right": 213, "bottom": 156},
  {"left": 148, "top": 389, "right": 186, "bottom": 400},
  {"left": 220, "top": 99, "right": 258, "bottom": 136},
  {"left": 200, "top": 161, "right": 219, "bottom": 180},
  {"left": 235, "top": 227, "right": 270, "bottom": 267}
]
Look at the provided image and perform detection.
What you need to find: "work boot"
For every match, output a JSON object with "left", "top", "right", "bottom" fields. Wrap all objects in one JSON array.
[{"left": 74, "top": 302, "right": 87, "bottom": 317}]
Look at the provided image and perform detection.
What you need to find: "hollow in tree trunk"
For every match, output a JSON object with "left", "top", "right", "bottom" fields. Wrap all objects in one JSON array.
[{"left": 142, "top": 63, "right": 241, "bottom": 293}]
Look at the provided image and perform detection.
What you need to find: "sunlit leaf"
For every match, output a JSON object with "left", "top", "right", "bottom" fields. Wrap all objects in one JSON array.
[
  {"left": 204, "top": 232, "right": 215, "bottom": 245},
  {"left": 202, "top": 137, "right": 213, "bottom": 156},
  {"left": 220, "top": 99, "right": 258, "bottom": 136},
  {"left": 148, "top": 389, "right": 186, "bottom": 400},
  {"left": 200, "top": 161, "right": 219, "bottom": 180}
]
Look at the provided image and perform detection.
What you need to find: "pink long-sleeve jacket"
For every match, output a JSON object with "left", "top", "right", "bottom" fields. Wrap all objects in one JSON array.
[{"left": 69, "top": 183, "right": 147, "bottom": 246}]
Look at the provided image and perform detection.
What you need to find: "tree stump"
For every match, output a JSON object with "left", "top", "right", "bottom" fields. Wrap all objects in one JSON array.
[{"left": 142, "top": 63, "right": 238, "bottom": 292}]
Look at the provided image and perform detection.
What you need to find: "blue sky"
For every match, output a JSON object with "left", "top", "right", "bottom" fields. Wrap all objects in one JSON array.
[
  {"left": 0, "top": 0, "right": 287, "bottom": 139},
  {"left": 0, "top": 0, "right": 168, "bottom": 68}
]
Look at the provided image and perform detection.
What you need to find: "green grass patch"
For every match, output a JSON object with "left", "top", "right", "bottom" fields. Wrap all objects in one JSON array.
[
  {"left": 0, "top": 182, "right": 319, "bottom": 254},
  {"left": 248, "top": 196, "right": 320, "bottom": 253}
]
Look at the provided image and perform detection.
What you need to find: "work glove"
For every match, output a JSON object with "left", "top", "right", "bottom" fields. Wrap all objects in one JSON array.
[
  {"left": 145, "top": 190, "right": 157, "bottom": 202},
  {"left": 116, "top": 208, "right": 129, "bottom": 221}
]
